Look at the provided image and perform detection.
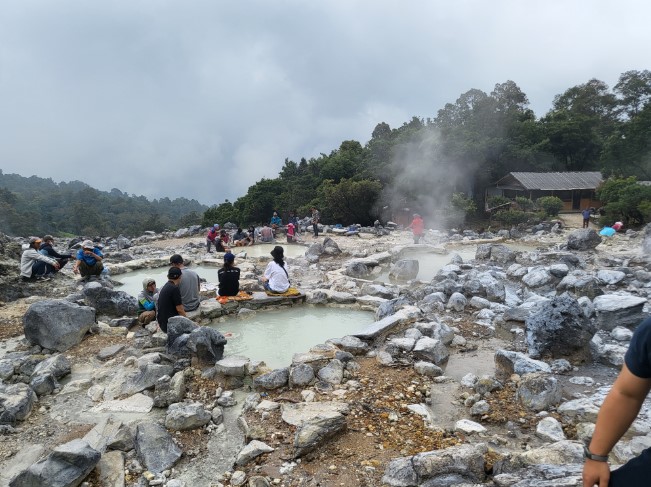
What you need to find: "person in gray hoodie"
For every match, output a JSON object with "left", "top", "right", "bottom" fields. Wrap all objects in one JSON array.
[
  {"left": 137, "top": 277, "right": 159, "bottom": 325},
  {"left": 20, "top": 237, "right": 60, "bottom": 281}
]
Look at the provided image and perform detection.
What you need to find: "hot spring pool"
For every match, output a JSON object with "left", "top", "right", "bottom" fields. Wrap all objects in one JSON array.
[{"left": 114, "top": 266, "right": 219, "bottom": 297}]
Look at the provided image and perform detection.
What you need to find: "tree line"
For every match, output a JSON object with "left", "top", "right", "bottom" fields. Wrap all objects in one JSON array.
[
  {"left": 0, "top": 171, "right": 206, "bottom": 237},
  {"left": 203, "top": 70, "right": 651, "bottom": 228}
]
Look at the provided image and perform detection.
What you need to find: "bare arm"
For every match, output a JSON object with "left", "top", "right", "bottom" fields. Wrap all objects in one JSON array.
[
  {"left": 175, "top": 304, "right": 186, "bottom": 317},
  {"left": 583, "top": 364, "right": 651, "bottom": 486}
]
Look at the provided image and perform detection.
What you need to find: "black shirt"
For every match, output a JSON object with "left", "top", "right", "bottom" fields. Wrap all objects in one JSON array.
[
  {"left": 625, "top": 316, "right": 651, "bottom": 378},
  {"left": 157, "top": 281, "right": 182, "bottom": 332},
  {"left": 218, "top": 266, "right": 241, "bottom": 296}
]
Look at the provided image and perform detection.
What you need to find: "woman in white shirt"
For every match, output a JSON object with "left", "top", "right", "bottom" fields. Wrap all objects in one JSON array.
[{"left": 261, "top": 246, "right": 290, "bottom": 293}]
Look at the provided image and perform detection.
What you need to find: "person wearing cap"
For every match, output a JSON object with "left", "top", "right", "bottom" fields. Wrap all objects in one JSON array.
[
  {"left": 73, "top": 239, "right": 104, "bottom": 280},
  {"left": 137, "top": 278, "right": 159, "bottom": 325},
  {"left": 39, "top": 235, "right": 73, "bottom": 270},
  {"left": 206, "top": 224, "right": 220, "bottom": 253},
  {"left": 218, "top": 252, "right": 241, "bottom": 296},
  {"left": 156, "top": 267, "right": 186, "bottom": 333},
  {"left": 169, "top": 254, "right": 201, "bottom": 312},
  {"left": 260, "top": 246, "right": 290, "bottom": 293},
  {"left": 20, "top": 237, "right": 60, "bottom": 281},
  {"left": 407, "top": 213, "right": 425, "bottom": 244}
]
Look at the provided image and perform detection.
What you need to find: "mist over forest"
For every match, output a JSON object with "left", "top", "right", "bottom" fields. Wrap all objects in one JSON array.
[{"left": 2, "top": 70, "right": 651, "bottom": 237}]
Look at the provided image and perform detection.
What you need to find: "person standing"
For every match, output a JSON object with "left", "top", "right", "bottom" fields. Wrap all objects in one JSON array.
[
  {"left": 137, "top": 277, "right": 158, "bottom": 325},
  {"left": 311, "top": 207, "right": 321, "bottom": 238},
  {"left": 407, "top": 213, "right": 424, "bottom": 244},
  {"left": 39, "top": 235, "right": 73, "bottom": 270},
  {"left": 206, "top": 224, "right": 220, "bottom": 252},
  {"left": 20, "top": 237, "right": 60, "bottom": 281},
  {"left": 582, "top": 208, "right": 592, "bottom": 229},
  {"left": 582, "top": 316, "right": 651, "bottom": 487},
  {"left": 73, "top": 240, "right": 104, "bottom": 280},
  {"left": 169, "top": 254, "right": 201, "bottom": 312},
  {"left": 156, "top": 267, "right": 186, "bottom": 333},
  {"left": 218, "top": 252, "right": 241, "bottom": 296},
  {"left": 261, "top": 246, "right": 290, "bottom": 293},
  {"left": 286, "top": 222, "right": 296, "bottom": 243}
]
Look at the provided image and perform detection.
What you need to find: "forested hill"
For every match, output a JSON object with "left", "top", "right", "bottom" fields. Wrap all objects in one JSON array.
[{"left": 0, "top": 171, "right": 206, "bottom": 237}]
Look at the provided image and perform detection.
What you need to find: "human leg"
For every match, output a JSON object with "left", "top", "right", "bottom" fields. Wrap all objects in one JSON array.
[
  {"left": 609, "top": 447, "right": 651, "bottom": 486},
  {"left": 313, "top": 223, "right": 318, "bottom": 237},
  {"left": 138, "top": 310, "right": 156, "bottom": 325},
  {"left": 31, "top": 261, "right": 48, "bottom": 277},
  {"left": 206, "top": 239, "right": 212, "bottom": 252}
]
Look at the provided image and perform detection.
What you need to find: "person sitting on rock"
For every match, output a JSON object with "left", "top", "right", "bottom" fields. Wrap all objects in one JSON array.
[
  {"left": 232, "top": 228, "right": 252, "bottom": 247},
  {"left": 169, "top": 254, "right": 201, "bottom": 312},
  {"left": 206, "top": 224, "right": 220, "bottom": 252},
  {"left": 39, "top": 235, "right": 73, "bottom": 270},
  {"left": 137, "top": 277, "right": 158, "bottom": 325},
  {"left": 156, "top": 267, "right": 186, "bottom": 333},
  {"left": 20, "top": 237, "right": 60, "bottom": 281},
  {"left": 259, "top": 224, "right": 274, "bottom": 243},
  {"left": 218, "top": 252, "right": 241, "bottom": 296},
  {"left": 261, "top": 246, "right": 290, "bottom": 294},
  {"left": 270, "top": 211, "right": 282, "bottom": 236},
  {"left": 248, "top": 225, "right": 257, "bottom": 245},
  {"left": 73, "top": 239, "right": 104, "bottom": 280},
  {"left": 216, "top": 229, "right": 230, "bottom": 252}
]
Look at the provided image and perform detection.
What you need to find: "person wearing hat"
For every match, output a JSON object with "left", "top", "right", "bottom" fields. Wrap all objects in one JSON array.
[
  {"left": 261, "top": 246, "right": 290, "bottom": 294},
  {"left": 218, "top": 252, "right": 241, "bottom": 296},
  {"left": 407, "top": 213, "right": 425, "bottom": 244},
  {"left": 137, "top": 277, "right": 159, "bottom": 325},
  {"left": 156, "top": 267, "right": 186, "bottom": 333},
  {"left": 39, "top": 235, "right": 73, "bottom": 271},
  {"left": 72, "top": 239, "right": 104, "bottom": 280},
  {"left": 20, "top": 237, "right": 60, "bottom": 281},
  {"left": 206, "top": 224, "right": 220, "bottom": 253},
  {"left": 169, "top": 254, "right": 201, "bottom": 312}
]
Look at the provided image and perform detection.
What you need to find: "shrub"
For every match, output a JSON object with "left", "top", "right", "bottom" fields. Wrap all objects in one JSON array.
[
  {"left": 487, "top": 195, "right": 511, "bottom": 209},
  {"left": 451, "top": 192, "right": 477, "bottom": 214},
  {"left": 493, "top": 209, "right": 530, "bottom": 225},
  {"left": 515, "top": 197, "right": 535, "bottom": 211},
  {"left": 536, "top": 196, "right": 564, "bottom": 216}
]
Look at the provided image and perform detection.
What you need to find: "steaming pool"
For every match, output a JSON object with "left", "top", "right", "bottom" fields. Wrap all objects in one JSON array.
[
  {"left": 114, "top": 265, "right": 221, "bottom": 297},
  {"left": 209, "top": 307, "right": 375, "bottom": 369}
]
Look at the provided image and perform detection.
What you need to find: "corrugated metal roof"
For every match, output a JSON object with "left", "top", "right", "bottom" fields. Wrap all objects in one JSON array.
[{"left": 507, "top": 172, "right": 602, "bottom": 190}]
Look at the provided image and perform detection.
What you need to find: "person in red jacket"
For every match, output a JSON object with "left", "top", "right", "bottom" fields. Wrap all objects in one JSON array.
[{"left": 407, "top": 213, "right": 424, "bottom": 244}]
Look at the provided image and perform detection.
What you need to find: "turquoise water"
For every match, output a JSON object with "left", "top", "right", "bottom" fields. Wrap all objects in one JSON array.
[{"left": 209, "top": 307, "right": 375, "bottom": 369}]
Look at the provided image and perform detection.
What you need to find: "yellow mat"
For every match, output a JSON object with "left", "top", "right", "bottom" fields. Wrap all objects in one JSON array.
[
  {"left": 264, "top": 287, "right": 301, "bottom": 297},
  {"left": 216, "top": 290, "right": 254, "bottom": 304}
]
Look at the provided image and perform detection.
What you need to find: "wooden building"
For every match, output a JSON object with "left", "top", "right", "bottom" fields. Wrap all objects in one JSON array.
[{"left": 487, "top": 171, "right": 603, "bottom": 212}]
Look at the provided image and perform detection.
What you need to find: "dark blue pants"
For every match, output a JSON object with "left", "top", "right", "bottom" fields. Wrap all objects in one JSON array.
[
  {"left": 610, "top": 447, "right": 651, "bottom": 486},
  {"left": 32, "top": 261, "right": 56, "bottom": 277}
]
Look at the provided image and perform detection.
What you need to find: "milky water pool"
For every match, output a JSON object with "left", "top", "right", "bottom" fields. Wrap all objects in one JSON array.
[
  {"left": 114, "top": 265, "right": 221, "bottom": 297},
  {"left": 208, "top": 307, "right": 375, "bottom": 369},
  {"left": 229, "top": 243, "right": 306, "bottom": 259}
]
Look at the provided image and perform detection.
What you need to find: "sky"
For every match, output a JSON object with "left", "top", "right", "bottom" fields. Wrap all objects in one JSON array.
[{"left": 1, "top": 1, "right": 650, "bottom": 207}]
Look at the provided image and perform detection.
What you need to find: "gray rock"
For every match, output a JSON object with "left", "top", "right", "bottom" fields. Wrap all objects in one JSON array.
[
  {"left": 389, "top": 259, "right": 419, "bottom": 281},
  {"left": 134, "top": 422, "right": 182, "bottom": 473},
  {"left": 253, "top": 368, "right": 289, "bottom": 390},
  {"left": 593, "top": 294, "right": 647, "bottom": 330},
  {"left": 414, "top": 361, "right": 443, "bottom": 377},
  {"left": 413, "top": 337, "right": 449, "bottom": 365},
  {"left": 153, "top": 373, "right": 186, "bottom": 408},
  {"left": 490, "top": 245, "right": 517, "bottom": 264},
  {"left": 322, "top": 236, "right": 341, "bottom": 255},
  {"left": 212, "top": 356, "right": 251, "bottom": 377},
  {"left": 317, "top": 360, "right": 344, "bottom": 385},
  {"left": 289, "top": 363, "right": 315, "bottom": 387},
  {"left": 549, "top": 263, "right": 570, "bottom": 278},
  {"left": 235, "top": 440, "right": 274, "bottom": 466},
  {"left": 0, "top": 383, "right": 38, "bottom": 425},
  {"left": 82, "top": 282, "right": 138, "bottom": 316},
  {"left": 23, "top": 299, "right": 95, "bottom": 352},
  {"left": 597, "top": 269, "right": 626, "bottom": 285},
  {"left": 522, "top": 267, "right": 554, "bottom": 288},
  {"left": 95, "top": 450, "right": 125, "bottom": 487},
  {"left": 611, "top": 326, "right": 633, "bottom": 342},
  {"left": 360, "top": 283, "right": 397, "bottom": 299},
  {"left": 9, "top": 439, "right": 100, "bottom": 487},
  {"left": 518, "top": 440, "right": 583, "bottom": 465},
  {"left": 97, "top": 344, "right": 125, "bottom": 361},
  {"left": 493, "top": 464, "right": 582, "bottom": 487},
  {"left": 446, "top": 292, "right": 467, "bottom": 311},
  {"left": 31, "top": 354, "right": 71, "bottom": 380},
  {"left": 567, "top": 229, "right": 602, "bottom": 250},
  {"left": 471, "top": 400, "right": 490, "bottom": 416},
  {"left": 106, "top": 424, "right": 135, "bottom": 452},
  {"left": 516, "top": 373, "right": 562, "bottom": 411},
  {"left": 525, "top": 294, "right": 594, "bottom": 359},
  {"left": 29, "top": 373, "right": 56, "bottom": 396},
  {"left": 293, "top": 412, "right": 347, "bottom": 458},
  {"left": 455, "top": 419, "right": 487, "bottom": 434},
  {"left": 536, "top": 416, "right": 566, "bottom": 442},
  {"left": 165, "top": 402, "right": 212, "bottom": 430},
  {"left": 104, "top": 359, "right": 174, "bottom": 400},
  {"left": 185, "top": 327, "right": 227, "bottom": 364},
  {"left": 344, "top": 262, "right": 370, "bottom": 279},
  {"left": 474, "top": 376, "right": 502, "bottom": 395},
  {"left": 494, "top": 350, "right": 551, "bottom": 382}
]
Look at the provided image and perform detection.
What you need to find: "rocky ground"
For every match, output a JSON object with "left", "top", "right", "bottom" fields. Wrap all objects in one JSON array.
[{"left": 0, "top": 216, "right": 650, "bottom": 487}]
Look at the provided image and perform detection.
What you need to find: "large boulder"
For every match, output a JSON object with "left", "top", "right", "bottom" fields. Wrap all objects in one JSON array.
[
  {"left": 525, "top": 294, "right": 594, "bottom": 359},
  {"left": 82, "top": 282, "right": 138, "bottom": 317},
  {"left": 593, "top": 294, "right": 647, "bottom": 330},
  {"left": 389, "top": 259, "right": 419, "bottom": 281},
  {"left": 0, "top": 383, "right": 38, "bottom": 425},
  {"left": 135, "top": 422, "right": 182, "bottom": 474},
  {"left": 167, "top": 316, "right": 227, "bottom": 364},
  {"left": 23, "top": 300, "right": 95, "bottom": 352},
  {"left": 322, "top": 237, "right": 341, "bottom": 255},
  {"left": 567, "top": 229, "right": 602, "bottom": 251},
  {"left": 10, "top": 439, "right": 100, "bottom": 487}
]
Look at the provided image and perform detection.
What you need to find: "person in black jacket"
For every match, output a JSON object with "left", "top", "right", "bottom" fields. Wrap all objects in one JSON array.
[
  {"left": 39, "top": 235, "right": 73, "bottom": 271},
  {"left": 218, "top": 252, "right": 240, "bottom": 296}
]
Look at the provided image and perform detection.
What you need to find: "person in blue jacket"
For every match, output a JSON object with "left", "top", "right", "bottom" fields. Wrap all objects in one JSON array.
[
  {"left": 73, "top": 239, "right": 104, "bottom": 280},
  {"left": 137, "top": 277, "right": 158, "bottom": 325}
]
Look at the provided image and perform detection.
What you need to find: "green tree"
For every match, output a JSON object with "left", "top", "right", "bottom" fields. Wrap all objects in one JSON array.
[
  {"left": 596, "top": 177, "right": 651, "bottom": 226},
  {"left": 536, "top": 196, "right": 564, "bottom": 216},
  {"left": 317, "top": 178, "right": 382, "bottom": 225}
]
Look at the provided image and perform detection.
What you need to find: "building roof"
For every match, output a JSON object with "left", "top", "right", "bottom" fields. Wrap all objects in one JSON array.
[{"left": 495, "top": 172, "right": 603, "bottom": 191}]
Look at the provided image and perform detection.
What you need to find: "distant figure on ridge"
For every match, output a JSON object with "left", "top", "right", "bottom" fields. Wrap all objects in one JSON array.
[
  {"left": 169, "top": 254, "right": 201, "bottom": 312},
  {"left": 218, "top": 252, "right": 240, "bottom": 296},
  {"left": 137, "top": 277, "right": 158, "bottom": 325},
  {"left": 20, "top": 237, "right": 60, "bottom": 281},
  {"left": 39, "top": 235, "right": 73, "bottom": 270},
  {"left": 73, "top": 239, "right": 104, "bottom": 281},
  {"left": 206, "top": 224, "right": 220, "bottom": 253},
  {"left": 407, "top": 213, "right": 424, "bottom": 244}
]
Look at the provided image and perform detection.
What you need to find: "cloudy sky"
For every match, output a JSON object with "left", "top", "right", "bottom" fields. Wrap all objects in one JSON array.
[{"left": 1, "top": 1, "right": 649, "bottom": 206}]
